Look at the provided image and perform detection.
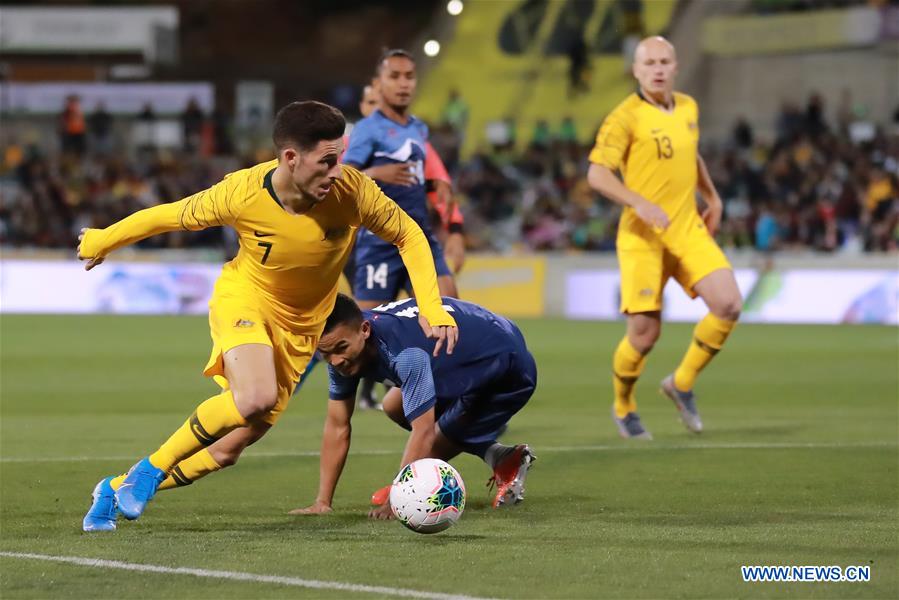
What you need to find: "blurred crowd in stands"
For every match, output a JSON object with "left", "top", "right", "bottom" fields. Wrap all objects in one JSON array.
[
  {"left": 449, "top": 93, "right": 899, "bottom": 254},
  {"left": 1, "top": 91, "right": 897, "bottom": 254}
]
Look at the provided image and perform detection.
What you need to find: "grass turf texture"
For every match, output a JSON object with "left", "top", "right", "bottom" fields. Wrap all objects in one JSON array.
[{"left": 1, "top": 315, "right": 896, "bottom": 599}]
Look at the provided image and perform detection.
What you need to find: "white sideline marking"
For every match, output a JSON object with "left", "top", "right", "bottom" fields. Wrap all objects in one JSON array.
[
  {"left": 0, "top": 441, "right": 894, "bottom": 463},
  {"left": 0, "top": 551, "right": 495, "bottom": 600}
]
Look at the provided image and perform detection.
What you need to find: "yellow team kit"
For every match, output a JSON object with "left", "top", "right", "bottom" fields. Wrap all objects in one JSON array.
[
  {"left": 589, "top": 91, "right": 730, "bottom": 314},
  {"left": 79, "top": 161, "right": 452, "bottom": 424}
]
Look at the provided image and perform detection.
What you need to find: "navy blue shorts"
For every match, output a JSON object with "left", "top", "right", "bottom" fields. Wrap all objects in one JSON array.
[
  {"left": 436, "top": 345, "right": 537, "bottom": 451},
  {"left": 353, "top": 230, "right": 451, "bottom": 301}
]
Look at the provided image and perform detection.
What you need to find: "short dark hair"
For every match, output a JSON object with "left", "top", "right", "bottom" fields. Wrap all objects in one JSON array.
[
  {"left": 375, "top": 48, "right": 415, "bottom": 75},
  {"left": 323, "top": 293, "right": 364, "bottom": 335},
  {"left": 272, "top": 101, "right": 345, "bottom": 152}
]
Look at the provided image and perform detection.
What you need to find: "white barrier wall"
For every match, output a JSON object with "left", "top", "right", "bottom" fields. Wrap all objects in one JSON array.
[
  {"left": 1, "top": 258, "right": 896, "bottom": 325},
  {"left": 565, "top": 269, "right": 760, "bottom": 321},
  {"left": 562, "top": 268, "right": 897, "bottom": 325},
  {"left": 0, "top": 260, "right": 222, "bottom": 314}
]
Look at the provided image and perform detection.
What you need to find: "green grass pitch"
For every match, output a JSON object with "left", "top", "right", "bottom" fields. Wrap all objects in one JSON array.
[{"left": 1, "top": 315, "right": 896, "bottom": 598}]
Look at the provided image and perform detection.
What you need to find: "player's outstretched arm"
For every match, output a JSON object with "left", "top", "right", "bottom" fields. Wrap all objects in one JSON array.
[
  {"left": 76, "top": 176, "right": 245, "bottom": 270},
  {"left": 77, "top": 228, "right": 106, "bottom": 271},
  {"left": 76, "top": 201, "right": 191, "bottom": 270},
  {"left": 289, "top": 398, "right": 355, "bottom": 516}
]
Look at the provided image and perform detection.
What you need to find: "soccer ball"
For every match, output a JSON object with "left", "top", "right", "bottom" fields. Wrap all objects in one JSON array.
[{"left": 389, "top": 458, "right": 466, "bottom": 534}]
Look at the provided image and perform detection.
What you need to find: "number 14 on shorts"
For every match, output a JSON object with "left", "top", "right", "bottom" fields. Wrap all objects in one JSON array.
[{"left": 366, "top": 263, "right": 388, "bottom": 289}]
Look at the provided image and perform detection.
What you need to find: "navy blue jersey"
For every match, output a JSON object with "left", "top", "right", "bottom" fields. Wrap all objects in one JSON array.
[
  {"left": 328, "top": 298, "right": 532, "bottom": 422},
  {"left": 343, "top": 109, "right": 431, "bottom": 237}
]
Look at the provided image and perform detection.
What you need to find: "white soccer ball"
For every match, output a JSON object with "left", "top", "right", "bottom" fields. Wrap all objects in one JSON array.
[{"left": 389, "top": 458, "right": 466, "bottom": 534}]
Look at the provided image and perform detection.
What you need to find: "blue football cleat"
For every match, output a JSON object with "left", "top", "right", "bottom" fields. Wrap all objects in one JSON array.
[
  {"left": 611, "top": 406, "right": 653, "bottom": 440},
  {"left": 82, "top": 477, "right": 118, "bottom": 532},
  {"left": 115, "top": 457, "right": 166, "bottom": 520},
  {"left": 661, "top": 375, "right": 703, "bottom": 433}
]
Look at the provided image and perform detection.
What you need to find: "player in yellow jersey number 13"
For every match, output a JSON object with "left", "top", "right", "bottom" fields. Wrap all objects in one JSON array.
[
  {"left": 77, "top": 100, "right": 457, "bottom": 531},
  {"left": 587, "top": 37, "right": 742, "bottom": 439}
]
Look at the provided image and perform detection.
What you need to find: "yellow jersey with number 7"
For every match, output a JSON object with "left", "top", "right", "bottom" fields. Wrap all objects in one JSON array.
[{"left": 77, "top": 161, "right": 454, "bottom": 335}]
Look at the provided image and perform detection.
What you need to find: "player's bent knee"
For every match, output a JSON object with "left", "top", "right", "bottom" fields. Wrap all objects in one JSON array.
[
  {"left": 210, "top": 449, "right": 240, "bottom": 468},
  {"left": 381, "top": 389, "right": 410, "bottom": 429},
  {"left": 629, "top": 323, "right": 660, "bottom": 353},
  {"left": 629, "top": 335, "right": 658, "bottom": 354},
  {"left": 385, "top": 408, "right": 410, "bottom": 430},
  {"left": 233, "top": 386, "right": 279, "bottom": 419},
  {"left": 632, "top": 339, "right": 656, "bottom": 354},
  {"left": 712, "top": 297, "right": 742, "bottom": 321}
]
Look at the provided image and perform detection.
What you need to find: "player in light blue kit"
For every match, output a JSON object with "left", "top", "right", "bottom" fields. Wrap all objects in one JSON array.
[
  {"left": 290, "top": 294, "right": 536, "bottom": 519},
  {"left": 342, "top": 49, "right": 457, "bottom": 307},
  {"left": 343, "top": 48, "right": 459, "bottom": 410}
]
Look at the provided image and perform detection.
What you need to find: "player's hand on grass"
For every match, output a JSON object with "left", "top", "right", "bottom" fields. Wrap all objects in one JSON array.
[
  {"left": 288, "top": 501, "right": 333, "bottom": 516},
  {"left": 633, "top": 199, "right": 670, "bottom": 231},
  {"left": 77, "top": 228, "right": 105, "bottom": 271},
  {"left": 702, "top": 201, "right": 723, "bottom": 236},
  {"left": 367, "top": 502, "right": 394, "bottom": 520},
  {"left": 367, "top": 163, "right": 417, "bottom": 186},
  {"left": 418, "top": 315, "right": 458, "bottom": 356}
]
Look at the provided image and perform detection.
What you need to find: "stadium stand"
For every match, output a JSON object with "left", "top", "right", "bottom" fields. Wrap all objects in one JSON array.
[{"left": 1, "top": 0, "right": 896, "bottom": 254}]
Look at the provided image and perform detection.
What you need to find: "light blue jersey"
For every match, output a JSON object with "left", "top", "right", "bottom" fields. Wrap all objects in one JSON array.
[
  {"left": 343, "top": 109, "right": 430, "bottom": 232},
  {"left": 344, "top": 110, "right": 450, "bottom": 300}
]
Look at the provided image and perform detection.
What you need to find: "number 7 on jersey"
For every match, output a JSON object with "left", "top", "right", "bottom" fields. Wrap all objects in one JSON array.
[{"left": 257, "top": 241, "right": 273, "bottom": 264}]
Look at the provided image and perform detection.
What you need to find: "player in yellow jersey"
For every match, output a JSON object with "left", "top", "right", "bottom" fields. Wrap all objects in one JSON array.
[
  {"left": 79, "top": 101, "right": 458, "bottom": 531},
  {"left": 587, "top": 37, "right": 742, "bottom": 439}
]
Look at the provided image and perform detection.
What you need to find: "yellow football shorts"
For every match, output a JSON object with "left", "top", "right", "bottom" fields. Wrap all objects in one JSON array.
[
  {"left": 618, "top": 229, "right": 731, "bottom": 314},
  {"left": 203, "top": 290, "right": 316, "bottom": 425}
]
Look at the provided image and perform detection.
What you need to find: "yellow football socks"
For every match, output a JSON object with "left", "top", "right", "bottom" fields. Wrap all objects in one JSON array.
[
  {"left": 108, "top": 449, "right": 223, "bottom": 492},
  {"left": 673, "top": 313, "right": 737, "bottom": 391},
  {"left": 612, "top": 336, "right": 646, "bottom": 418},
  {"left": 159, "top": 449, "right": 222, "bottom": 490},
  {"left": 148, "top": 391, "right": 247, "bottom": 472}
]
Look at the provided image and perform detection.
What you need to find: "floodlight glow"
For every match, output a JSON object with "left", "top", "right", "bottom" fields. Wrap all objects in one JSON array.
[
  {"left": 424, "top": 40, "right": 441, "bottom": 57},
  {"left": 447, "top": 0, "right": 463, "bottom": 16}
]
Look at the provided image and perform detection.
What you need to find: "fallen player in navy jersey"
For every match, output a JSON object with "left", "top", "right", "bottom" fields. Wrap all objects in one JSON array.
[{"left": 290, "top": 294, "right": 537, "bottom": 518}]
